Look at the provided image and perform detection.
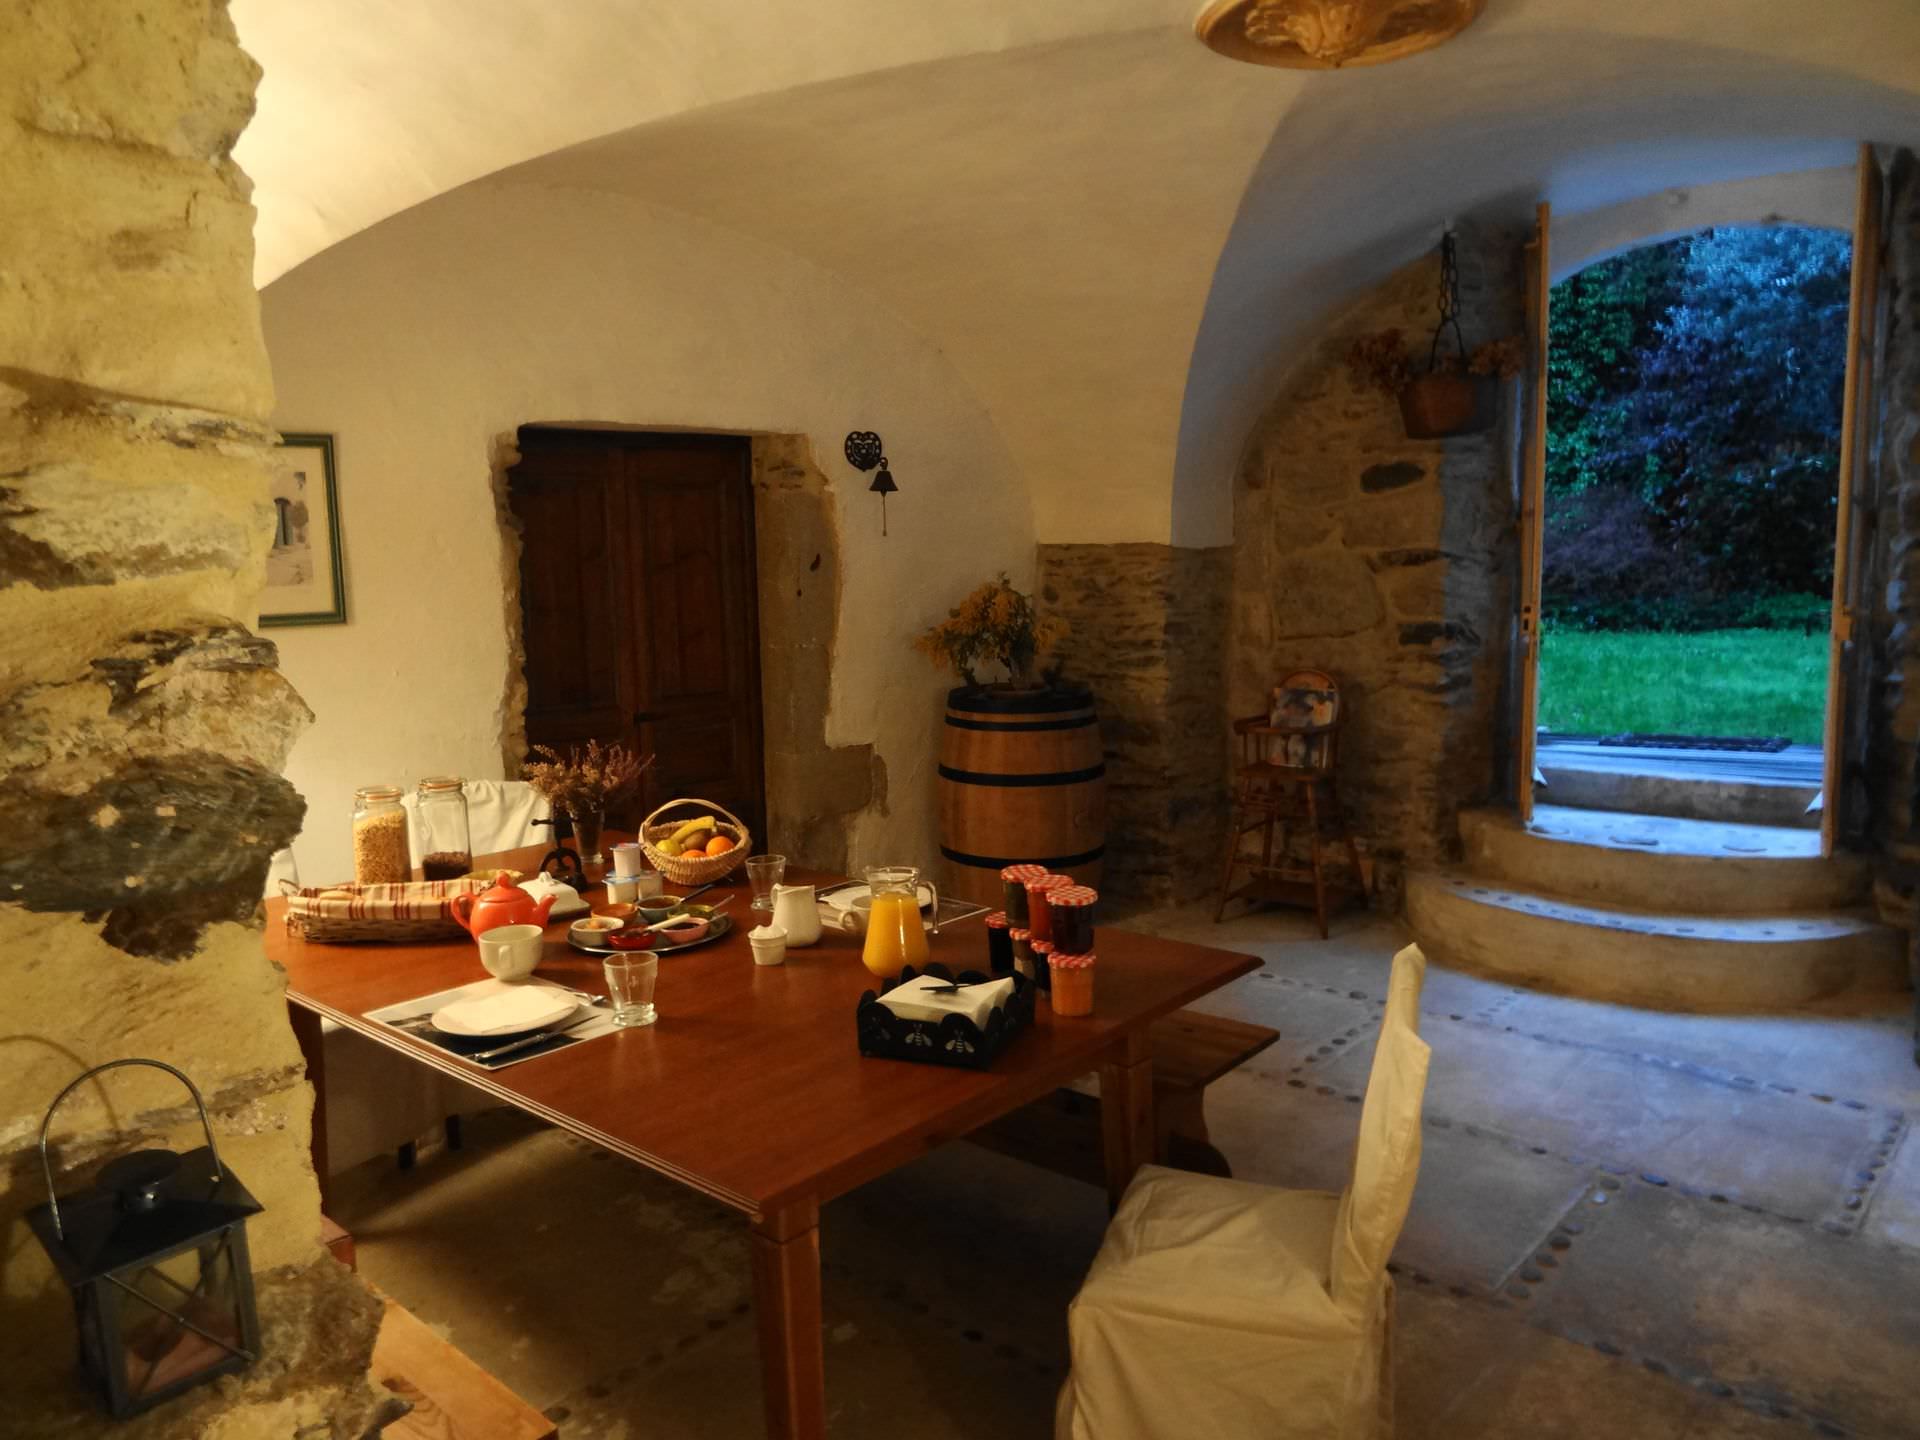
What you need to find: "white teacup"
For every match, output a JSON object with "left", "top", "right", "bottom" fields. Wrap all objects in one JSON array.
[{"left": 477, "top": 923, "right": 544, "bottom": 981}]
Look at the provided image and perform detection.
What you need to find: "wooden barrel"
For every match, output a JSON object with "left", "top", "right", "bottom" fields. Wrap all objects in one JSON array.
[{"left": 938, "top": 685, "right": 1107, "bottom": 907}]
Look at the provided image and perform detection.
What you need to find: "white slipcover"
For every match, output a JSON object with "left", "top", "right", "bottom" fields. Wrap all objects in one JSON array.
[
  {"left": 1057, "top": 944, "right": 1432, "bottom": 1440},
  {"left": 322, "top": 780, "right": 549, "bottom": 1175}
]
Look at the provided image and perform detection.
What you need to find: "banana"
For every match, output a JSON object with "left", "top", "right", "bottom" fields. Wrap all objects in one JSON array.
[{"left": 666, "top": 815, "right": 717, "bottom": 845}]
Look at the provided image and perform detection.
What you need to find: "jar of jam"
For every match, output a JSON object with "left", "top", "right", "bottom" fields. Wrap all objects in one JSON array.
[
  {"left": 1030, "top": 939, "right": 1055, "bottom": 995},
  {"left": 1009, "top": 927, "right": 1034, "bottom": 980},
  {"left": 985, "top": 911, "right": 1013, "bottom": 975},
  {"left": 413, "top": 776, "right": 472, "bottom": 880},
  {"left": 1023, "top": 873, "right": 1073, "bottom": 946},
  {"left": 1048, "top": 885, "right": 1097, "bottom": 956},
  {"left": 1000, "top": 864, "right": 1049, "bottom": 927},
  {"left": 1049, "top": 952, "right": 1096, "bottom": 1017}
]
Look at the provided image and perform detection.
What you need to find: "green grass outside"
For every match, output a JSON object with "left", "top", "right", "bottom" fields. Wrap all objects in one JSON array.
[{"left": 1536, "top": 627, "right": 1828, "bottom": 745}]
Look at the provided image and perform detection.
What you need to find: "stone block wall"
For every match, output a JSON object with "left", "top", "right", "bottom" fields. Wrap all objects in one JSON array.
[
  {"left": 1229, "top": 222, "right": 1527, "bottom": 895},
  {"left": 0, "top": 4, "right": 384, "bottom": 1435},
  {"left": 1039, "top": 543, "right": 1231, "bottom": 909},
  {"left": 1868, "top": 150, "right": 1920, "bottom": 875}
]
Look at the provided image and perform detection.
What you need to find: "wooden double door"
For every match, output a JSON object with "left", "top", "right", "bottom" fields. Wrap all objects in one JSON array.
[{"left": 508, "top": 428, "right": 765, "bottom": 838}]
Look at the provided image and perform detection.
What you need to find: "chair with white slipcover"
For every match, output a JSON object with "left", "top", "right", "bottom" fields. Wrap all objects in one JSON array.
[
  {"left": 321, "top": 779, "right": 550, "bottom": 1176},
  {"left": 1055, "top": 944, "right": 1432, "bottom": 1440}
]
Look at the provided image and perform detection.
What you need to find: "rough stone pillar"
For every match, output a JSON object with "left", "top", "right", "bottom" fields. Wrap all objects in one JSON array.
[
  {"left": 1227, "top": 221, "right": 1526, "bottom": 898},
  {"left": 0, "top": 3, "right": 384, "bottom": 1434},
  {"left": 1038, "top": 543, "right": 1231, "bottom": 910},
  {"left": 1870, "top": 149, "right": 1920, "bottom": 858}
]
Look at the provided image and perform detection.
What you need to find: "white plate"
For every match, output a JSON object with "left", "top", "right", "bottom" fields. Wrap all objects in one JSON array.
[{"left": 432, "top": 984, "right": 577, "bottom": 1037}]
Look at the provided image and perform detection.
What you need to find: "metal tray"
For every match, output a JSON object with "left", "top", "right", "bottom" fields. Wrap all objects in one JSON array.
[{"left": 566, "top": 912, "right": 735, "bottom": 957}]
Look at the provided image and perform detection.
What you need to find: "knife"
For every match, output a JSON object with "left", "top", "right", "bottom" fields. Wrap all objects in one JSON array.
[{"left": 470, "top": 1014, "right": 597, "bottom": 1063}]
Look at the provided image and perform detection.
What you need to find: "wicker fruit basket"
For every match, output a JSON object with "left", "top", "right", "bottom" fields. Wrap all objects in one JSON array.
[
  {"left": 639, "top": 797, "right": 752, "bottom": 887},
  {"left": 280, "top": 877, "right": 487, "bottom": 943}
]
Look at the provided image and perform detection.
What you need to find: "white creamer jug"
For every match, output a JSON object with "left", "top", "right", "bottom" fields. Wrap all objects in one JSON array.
[{"left": 769, "top": 882, "right": 822, "bottom": 947}]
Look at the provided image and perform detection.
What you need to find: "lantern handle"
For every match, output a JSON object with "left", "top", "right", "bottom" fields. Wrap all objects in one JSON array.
[{"left": 37, "top": 1058, "right": 223, "bottom": 1243}]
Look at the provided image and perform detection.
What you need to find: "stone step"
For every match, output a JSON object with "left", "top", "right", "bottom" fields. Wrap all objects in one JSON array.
[
  {"left": 1461, "top": 805, "right": 1871, "bottom": 914},
  {"left": 1407, "top": 869, "right": 1907, "bottom": 1012},
  {"left": 1535, "top": 751, "right": 1820, "bottom": 829}
]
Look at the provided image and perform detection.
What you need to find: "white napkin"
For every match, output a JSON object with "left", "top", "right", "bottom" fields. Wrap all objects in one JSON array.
[
  {"left": 876, "top": 974, "right": 1015, "bottom": 1030},
  {"left": 520, "top": 873, "right": 588, "bottom": 918}
]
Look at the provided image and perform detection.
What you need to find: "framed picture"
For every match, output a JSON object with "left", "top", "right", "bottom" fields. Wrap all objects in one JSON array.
[{"left": 261, "top": 432, "right": 346, "bottom": 627}]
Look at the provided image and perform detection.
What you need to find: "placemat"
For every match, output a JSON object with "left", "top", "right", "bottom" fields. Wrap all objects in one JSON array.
[{"left": 365, "top": 977, "right": 620, "bottom": 1070}]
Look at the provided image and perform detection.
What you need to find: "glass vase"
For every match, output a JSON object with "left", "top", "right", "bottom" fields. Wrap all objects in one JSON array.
[{"left": 571, "top": 809, "right": 606, "bottom": 882}]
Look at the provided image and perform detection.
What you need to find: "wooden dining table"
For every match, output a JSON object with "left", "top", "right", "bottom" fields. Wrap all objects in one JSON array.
[{"left": 268, "top": 842, "right": 1260, "bottom": 1439}]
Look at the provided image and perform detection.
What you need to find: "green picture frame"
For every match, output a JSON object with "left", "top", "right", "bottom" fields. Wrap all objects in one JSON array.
[{"left": 261, "top": 432, "right": 347, "bottom": 627}]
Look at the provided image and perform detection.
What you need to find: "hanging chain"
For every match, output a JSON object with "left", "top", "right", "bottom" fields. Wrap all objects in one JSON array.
[{"left": 1428, "top": 229, "right": 1467, "bottom": 371}]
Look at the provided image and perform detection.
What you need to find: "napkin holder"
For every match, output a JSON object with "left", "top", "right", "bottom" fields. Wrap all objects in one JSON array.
[{"left": 855, "top": 963, "right": 1033, "bottom": 1071}]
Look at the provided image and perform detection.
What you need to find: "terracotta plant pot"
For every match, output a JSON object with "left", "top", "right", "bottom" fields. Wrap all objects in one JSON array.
[{"left": 1398, "top": 373, "right": 1498, "bottom": 439}]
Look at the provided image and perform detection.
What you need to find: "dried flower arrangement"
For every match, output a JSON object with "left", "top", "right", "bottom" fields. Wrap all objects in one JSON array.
[
  {"left": 915, "top": 573, "right": 1068, "bottom": 688},
  {"left": 522, "top": 741, "right": 652, "bottom": 817},
  {"left": 1346, "top": 327, "right": 1525, "bottom": 395}
]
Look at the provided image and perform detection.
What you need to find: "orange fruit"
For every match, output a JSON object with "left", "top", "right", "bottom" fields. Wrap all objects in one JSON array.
[{"left": 705, "top": 834, "right": 736, "bottom": 856}]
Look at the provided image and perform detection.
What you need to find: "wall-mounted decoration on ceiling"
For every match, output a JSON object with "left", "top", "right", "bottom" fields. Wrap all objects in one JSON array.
[
  {"left": 844, "top": 430, "right": 898, "bottom": 536},
  {"left": 1194, "top": 0, "right": 1485, "bottom": 70},
  {"left": 260, "top": 432, "right": 346, "bottom": 626}
]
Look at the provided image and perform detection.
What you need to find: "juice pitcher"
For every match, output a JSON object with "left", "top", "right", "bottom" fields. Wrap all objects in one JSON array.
[{"left": 860, "top": 865, "right": 938, "bottom": 981}]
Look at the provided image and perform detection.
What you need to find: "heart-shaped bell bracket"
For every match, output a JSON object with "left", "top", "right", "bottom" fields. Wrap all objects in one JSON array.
[{"left": 844, "top": 430, "right": 897, "bottom": 536}]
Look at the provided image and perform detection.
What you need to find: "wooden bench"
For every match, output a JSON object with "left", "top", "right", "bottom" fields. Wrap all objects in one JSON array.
[
  {"left": 321, "top": 1223, "right": 554, "bottom": 1440},
  {"left": 374, "top": 1296, "right": 556, "bottom": 1440},
  {"left": 970, "top": 1008, "right": 1279, "bottom": 1184}
]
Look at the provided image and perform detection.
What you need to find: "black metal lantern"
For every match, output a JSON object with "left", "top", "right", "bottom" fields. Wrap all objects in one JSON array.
[{"left": 27, "top": 1059, "right": 264, "bottom": 1418}]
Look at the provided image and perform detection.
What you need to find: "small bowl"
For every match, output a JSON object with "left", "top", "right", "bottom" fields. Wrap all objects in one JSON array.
[
  {"left": 636, "top": 902, "right": 680, "bottom": 926},
  {"left": 607, "top": 930, "right": 660, "bottom": 951},
  {"left": 593, "top": 902, "right": 637, "bottom": 925},
  {"left": 571, "top": 915, "right": 623, "bottom": 941},
  {"left": 653, "top": 918, "right": 710, "bottom": 946}
]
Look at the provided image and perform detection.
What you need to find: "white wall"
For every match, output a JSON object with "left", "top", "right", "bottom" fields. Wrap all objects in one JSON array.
[{"left": 261, "top": 181, "right": 1035, "bottom": 884}]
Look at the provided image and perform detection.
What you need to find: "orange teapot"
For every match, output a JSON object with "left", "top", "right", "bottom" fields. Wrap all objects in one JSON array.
[{"left": 450, "top": 872, "right": 556, "bottom": 938}]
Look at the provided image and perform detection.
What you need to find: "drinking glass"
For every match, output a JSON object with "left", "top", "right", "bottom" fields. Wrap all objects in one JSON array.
[
  {"left": 746, "top": 853, "right": 787, "bottom": 913},
  {"left": 602, "top": 952, "right": 658, "bottom": 1028}
]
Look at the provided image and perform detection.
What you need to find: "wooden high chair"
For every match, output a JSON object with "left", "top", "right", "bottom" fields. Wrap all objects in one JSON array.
[{"left": 1217, "top": 669, "right": 1367, "bottom": 937}]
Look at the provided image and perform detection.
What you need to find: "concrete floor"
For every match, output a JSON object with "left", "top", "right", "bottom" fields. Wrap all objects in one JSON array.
[{"left": 333, "top": 904, "right": 1920, "bottom": 1439}]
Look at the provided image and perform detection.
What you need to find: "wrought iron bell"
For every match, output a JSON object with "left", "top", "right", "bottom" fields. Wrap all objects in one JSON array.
[{"left": 26, "top": 1059, "right": 264, "bottom": 1418}]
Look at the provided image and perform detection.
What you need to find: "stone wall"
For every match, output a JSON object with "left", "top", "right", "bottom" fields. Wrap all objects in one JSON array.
[
  {"left": 1039, "top": 544, "right": 1231, "bottom": 910},
  {"left": 0, "top": 4, "right": 384, "bottom": 1435},
  {"left": 1869, "top": 149, "right": 1920, "bottom": 884},
  {"left": 1229, "top": 223, "right": 1527, "bottom": 897}
]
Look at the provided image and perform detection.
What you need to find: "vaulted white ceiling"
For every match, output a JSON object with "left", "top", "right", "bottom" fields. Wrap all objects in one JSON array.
[{"left": 235, "top": 0, "right": 1920, "bottom": 545}]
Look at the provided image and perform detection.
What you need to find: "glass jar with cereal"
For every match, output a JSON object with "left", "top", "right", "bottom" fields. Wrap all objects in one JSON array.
[{"left": 351, "top": 785, "right": 408, "bottom": 885}]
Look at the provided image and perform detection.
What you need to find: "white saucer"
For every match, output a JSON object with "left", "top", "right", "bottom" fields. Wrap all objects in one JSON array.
[
  {"left": 832, "top": 884, "right": 935, "bottom": 914},
  {"left": 433, "top": 984, "right": 577, "bottom": 1037}
]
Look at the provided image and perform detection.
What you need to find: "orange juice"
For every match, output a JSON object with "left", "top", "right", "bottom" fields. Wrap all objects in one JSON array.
[{"left": 861, "top": 891, "right": 929, "bottom": 980}]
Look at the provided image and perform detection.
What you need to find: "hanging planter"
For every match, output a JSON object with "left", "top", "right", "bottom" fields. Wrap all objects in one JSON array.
[
  {"left": 1346, "top": 231, "right": 1524, "bottom": 440},
  {"left": 1398, "top": 372, "right": 1499, "bottom": 439}
]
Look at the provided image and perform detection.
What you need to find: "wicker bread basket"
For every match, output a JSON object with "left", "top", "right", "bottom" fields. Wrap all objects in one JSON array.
[
  {"left": 280, "top": 876, "right": 487, "bottom": 943},
  {"left": 638, "top": 797, "right": 751, "bottom": 887}
]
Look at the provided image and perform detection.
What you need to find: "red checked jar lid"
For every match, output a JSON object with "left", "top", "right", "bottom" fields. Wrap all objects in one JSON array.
[
  {"left": 1048, "top": 886, "right": 1097, "bottom": 908},
  {"left": 1008, "top": 927, "right": 1030, "bottom": 943},
  {"left": 1024, "top": 874, "right": 1073, "bottom": 894},
  {"left": 1000, "top": 864, "right": 1050, "bottom": 884},
  {"left": 1049, "top": 952, "right": 1096, "bottom": 969},
  {"left": 985, "top": 911, "right": 1009, "bottom": 930},
  {"left": 1031, "top": 940, "right": 1054, "bottom": 958}
]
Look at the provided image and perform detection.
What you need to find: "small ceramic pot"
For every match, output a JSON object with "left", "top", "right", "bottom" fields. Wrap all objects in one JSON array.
[
  {"left": 749, "top": 923, "right": 788, "bottom": 967},
  {"left": 570, "top": 915, "right": 623, "bottom": 943}
]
